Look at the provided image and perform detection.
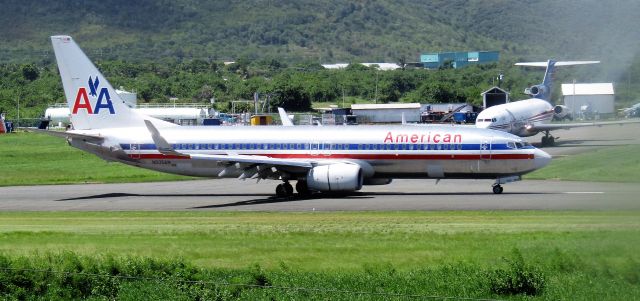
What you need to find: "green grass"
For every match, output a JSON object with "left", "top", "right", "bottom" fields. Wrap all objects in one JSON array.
[
  {"left": 0, "top": 132, "right": 192, "bottom": 186},
  {"left": 526, "top": 144, "right": 640, "bottom": 182},
  {"left": 0, "top": 211, "right": 638, "bottom": 300}
]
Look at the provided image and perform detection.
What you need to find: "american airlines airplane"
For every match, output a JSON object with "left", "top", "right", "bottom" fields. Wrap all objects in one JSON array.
[
  {"left": 473, "top": 60, "right": 640, "bottom": 146},
  {"left": 44, "top": 35, "right": 551, "bottom": 196}
]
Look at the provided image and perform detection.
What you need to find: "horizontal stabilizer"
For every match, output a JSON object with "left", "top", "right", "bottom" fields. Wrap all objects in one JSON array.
[
  {"left": 25, "top": 128, "right": 104, "bottom": 143},
  {"left": 515, "top": 61, "right": 600, "bottom": 67}
]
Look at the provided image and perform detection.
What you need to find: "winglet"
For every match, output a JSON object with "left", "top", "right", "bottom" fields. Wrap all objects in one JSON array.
[
  {"left": 277, "top": 107, "right": 294, "bottom": 126},
  {"left": 144, "top": 120, "right": 183, "bottom": 156}
]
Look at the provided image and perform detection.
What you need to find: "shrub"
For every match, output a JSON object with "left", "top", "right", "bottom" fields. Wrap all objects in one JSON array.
[{"left": 488, "top": 248, "right": 546, "bottom": 296}]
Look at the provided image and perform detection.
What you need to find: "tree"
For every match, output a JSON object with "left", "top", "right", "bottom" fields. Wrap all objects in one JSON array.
[{"left": 21, "top": 64, "right": 39, "bottom": 81}]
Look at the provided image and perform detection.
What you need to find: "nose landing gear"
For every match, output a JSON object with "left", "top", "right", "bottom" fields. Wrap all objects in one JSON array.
[{"left": 492, "top": 184, "right": 504, "bottom": 194}]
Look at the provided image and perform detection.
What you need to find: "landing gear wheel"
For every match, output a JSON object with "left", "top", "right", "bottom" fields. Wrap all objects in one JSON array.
[
  {"left": 547, "top": 136, "right": 555, "bottom": 146},
  {"left": 541, "top": 136, "right": 548, "bottom": 146},
  {"left": 492, "top": 184, "right": 504, "bottom": 194},
  {"left": 275, "top": 184, "right": 288, "bottom": 197},
  {"left": 283, "top": 182, "right": 294, "bottom": 196},
  {"left": 296, "top": 180, "right": 310, "bottom": 196}
]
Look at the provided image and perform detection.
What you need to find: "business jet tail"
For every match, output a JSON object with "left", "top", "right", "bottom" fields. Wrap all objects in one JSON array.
[{"left": 516, "top": 60, "right": 599, "bottom": 102}]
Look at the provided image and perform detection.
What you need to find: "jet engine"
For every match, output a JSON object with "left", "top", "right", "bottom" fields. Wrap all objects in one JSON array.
[
  {"left": 306, "top": 163, "right": 363, "bottom": 192},
  {"left": 524, "top": 84, "right": 547, "bottom": 99},
  {"left": 553, "top": 105, "right": 572, "bottom": 120}
]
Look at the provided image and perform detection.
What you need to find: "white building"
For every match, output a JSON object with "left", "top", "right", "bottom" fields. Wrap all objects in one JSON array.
[
  {"left": 561, "top": 83, "right": 615, "bottom": 116},
  {"left": 322, "top": 63, "right": 401, "bottom": 71},
  {"left": 351, "top": 103, "right": 421, "bottom": 123},
  {"left": 44, "top": 88, "right": 208, "bottom": 127}
]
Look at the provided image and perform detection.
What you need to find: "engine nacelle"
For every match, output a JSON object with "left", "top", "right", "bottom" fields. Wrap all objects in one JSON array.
[
  {"left": 524, "top": 85, "right": 547, "bottom": 99},
  {"left": 553, "top": 105, "right": 572, "bottom": 120},
  {"left": 306, "top": 163, "right": 363, "bottom": 192}
]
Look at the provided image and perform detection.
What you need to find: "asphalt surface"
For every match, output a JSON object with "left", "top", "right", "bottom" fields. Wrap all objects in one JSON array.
[
  {"left": 0, "top": 179, "right": 637, "bottom": 211},
  {"left": 1, "top": 121, "right": 639, "bottom": 211}
]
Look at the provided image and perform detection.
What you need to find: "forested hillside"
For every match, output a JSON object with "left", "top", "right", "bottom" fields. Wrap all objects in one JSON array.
[
  {"left": 1, "top": 0, "right": 639, "bottom": 120},
  {"left": 2, "top": 0, "right": 639, "bottom": 64}
]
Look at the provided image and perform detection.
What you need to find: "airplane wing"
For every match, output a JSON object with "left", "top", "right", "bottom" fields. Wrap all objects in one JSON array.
[
  {"left": 144, "top": 120, "right": 315, "bottom": 179},
  {"left": 24, "top": 128, "right": 105, "bottom": 143},
  {"left": 528, "top": 119, "right": 640, "bottom": 132},
  {"left": 515, "top": 61, "right": 600, "bottom": 67}
]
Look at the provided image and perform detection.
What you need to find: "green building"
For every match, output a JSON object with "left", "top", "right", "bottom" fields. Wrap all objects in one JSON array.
[{"left": 420, "top": 51, "right": 499, "bottom": 69}]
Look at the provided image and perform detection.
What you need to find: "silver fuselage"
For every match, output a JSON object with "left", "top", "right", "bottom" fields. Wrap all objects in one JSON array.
[{"left": 71, "top": 124, "right": 550, "bottom": 181}]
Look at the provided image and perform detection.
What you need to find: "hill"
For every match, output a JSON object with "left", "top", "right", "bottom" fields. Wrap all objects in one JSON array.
[
  {"left": 1, "top": 0, "right": 639, "bottom": 67},
  {"left": 1, "top": 0, "right": 640, "bottom": 121}
]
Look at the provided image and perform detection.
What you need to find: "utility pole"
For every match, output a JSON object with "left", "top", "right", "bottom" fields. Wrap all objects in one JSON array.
[
  {"left": 374, "top": 69, "right": 379, "bottom": 103},
  {"left": 16, "top": 96, "right": 20, "bottom": 129}
]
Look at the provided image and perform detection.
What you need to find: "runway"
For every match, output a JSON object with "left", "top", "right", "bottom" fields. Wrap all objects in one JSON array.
[
  {"left": 0, "top": 179, "right": 638, "bottom": 211},
  {"left": 1, "top": 122, "right": 639, "bottom": 211}
]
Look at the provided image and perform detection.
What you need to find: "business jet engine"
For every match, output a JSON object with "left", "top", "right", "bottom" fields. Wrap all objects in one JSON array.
[
  {"left": 306, "top": 163, "right": 363, "bottom": 192},
  {"left": 553, "top": 105, "right": 572, "bottom": 120},
  {"left": 524, "top": 84, "right": 547, "bottom": 99}
]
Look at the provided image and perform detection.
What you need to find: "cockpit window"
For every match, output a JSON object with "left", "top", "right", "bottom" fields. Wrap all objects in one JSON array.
[
  {"left": 515, "top": 142, "right": 523, "bottom": 149},
  {"left": 507, "top": 142, "right": 516, "bottom": 149},
  {"left": 491, "top": 118, "right": 497, "bottom": 122}
]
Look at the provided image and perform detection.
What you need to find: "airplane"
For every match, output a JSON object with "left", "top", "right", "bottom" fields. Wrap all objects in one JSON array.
[
  {"left": 41, "top": 35, "right": 551, "bottom": 196},
  {"left": 620, "top": 102, "right": 640, "bottom": 118},
  {"left": 475, "top": 60, "right": 639, "bottom": 146}
]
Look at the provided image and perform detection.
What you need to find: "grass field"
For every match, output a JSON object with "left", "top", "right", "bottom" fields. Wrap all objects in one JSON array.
[
  {"left": 0, "top": 211, "right": 638, "bottom": 300},
  {"left": 0, "top": 132, "right": 192, "bottom": 186},
  {"left": 2, "top": 132, "right": 639, "bottom": 186},
  {"left": 2, "top": 133, "right": 640, "bottom": 299},
  {"left": 525, "top": 144, "right": 640, "bottom": 182}
]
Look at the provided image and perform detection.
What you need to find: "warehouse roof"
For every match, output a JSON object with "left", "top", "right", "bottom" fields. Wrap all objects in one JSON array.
[
  {"left": 561, "top": 83, "right": 614, "bottom": 96},
  {"left": 351, "top": 103, "right": 421, "bottom": 110}
]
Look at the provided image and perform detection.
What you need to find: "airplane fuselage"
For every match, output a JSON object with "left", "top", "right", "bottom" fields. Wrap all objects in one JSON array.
[
  {"left": 72, "top": 125, "right": 549, "bottom": 181},
  {"left": 476, "top": 98, "right": 554, "bottom": 137}
]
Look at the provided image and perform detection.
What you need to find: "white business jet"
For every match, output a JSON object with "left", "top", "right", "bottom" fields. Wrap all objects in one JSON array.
[{"left": 475, "top": 60, "right": 638, "bottom": 146}]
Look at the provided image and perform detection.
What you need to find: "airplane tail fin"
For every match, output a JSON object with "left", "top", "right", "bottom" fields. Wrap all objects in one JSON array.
[
  {"left": 515, "top": 60, "right": 599, "bottom": 102},
  {"left": 51, "top": 35, "right": 176, "bottom": 130}
]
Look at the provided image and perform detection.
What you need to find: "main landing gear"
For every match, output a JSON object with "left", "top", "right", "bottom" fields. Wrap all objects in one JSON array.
[
  {"left": 540, "top": 131, "right": 556, "bottom": 147},
  {"left": 275, "top": 181, "right": 294, "bottom": 197},
  {"left": 275, "top": 180, "right": 311, "bottom": 197}
]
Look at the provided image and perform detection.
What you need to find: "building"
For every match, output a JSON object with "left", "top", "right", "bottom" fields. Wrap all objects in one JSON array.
[
  {"left": 481, "top": 86, "right": 510, "bottom": 109},
  {"left": 420, "top": 51, "right": 499, "bottom": 69},
  {"left": 321, "top": 63, "right": 401, "bottom": 70},
  {"left": 351, "top": 103, "right": 421, "bottom": 123},
  {"left": 561, "top": 83, "right": 615, "bottom": 117}
]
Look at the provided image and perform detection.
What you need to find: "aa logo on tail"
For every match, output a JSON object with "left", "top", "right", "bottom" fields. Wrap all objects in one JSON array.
[{"left": 72, "top": 76, "right": 115, "bottom": 114}]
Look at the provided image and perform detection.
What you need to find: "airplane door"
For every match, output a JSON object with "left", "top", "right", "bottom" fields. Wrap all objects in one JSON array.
[
  {"left": 310, "top": 141, "right": 320, "bottom": 156},
  {"left": 321, "top": 142, "right": 332, "bottom": 157},
  {"left": 130, "top": 143, "right": 141, "bottom": 159},
  {"left": 480, "top": 139, "right": 491, "bottom": 160}
]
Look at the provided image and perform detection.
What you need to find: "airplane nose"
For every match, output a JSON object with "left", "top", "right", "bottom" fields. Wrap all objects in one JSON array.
[{"left": 533, "top": 148, "right": 552, "bottom": 169}]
